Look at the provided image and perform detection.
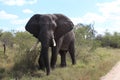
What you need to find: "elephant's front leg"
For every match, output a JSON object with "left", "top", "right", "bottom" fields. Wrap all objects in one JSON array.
[
  {"left": 50, "top": 46, "right": 59, "bottom": 69},
  {"left": 38, "top": 52, "right": 45, "bottom": 71},
  {"left": 40, "top": 46, "right": 50, "bottom": 75},
  {"left": 51, "top": 39, "right": 63, "bottom": 69}
]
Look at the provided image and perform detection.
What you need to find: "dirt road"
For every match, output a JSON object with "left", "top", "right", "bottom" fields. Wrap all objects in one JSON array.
[{"left": 100, "top": 61, "right": 120, "bottom": 80}]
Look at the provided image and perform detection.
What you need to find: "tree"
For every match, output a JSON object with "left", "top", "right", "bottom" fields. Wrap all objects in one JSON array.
[
  {"left": 14, "top": 31, "right": 37, "bottom": 51},
  {"left": 0, "top": 31, "right": 14, "bottom": 48},
  {"left": 0, "top": 29, "right": 3, "bottom": 37},
  {"left": 96, "top": 31, "right": 120, "bottom": 48},
  {"left": 74, "top": 23, "right": 97, "bottom": 61},
  {"left": 75, "top": 23, "right": 96, "bottom": 48}
]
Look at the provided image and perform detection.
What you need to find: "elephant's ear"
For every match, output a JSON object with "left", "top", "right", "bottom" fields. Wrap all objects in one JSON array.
[
  {"left": 54, "top": 14, "right": 74, "bottom": 39},
  {"left": 25, "top": 14, "right": 41, "bottom": 38}
]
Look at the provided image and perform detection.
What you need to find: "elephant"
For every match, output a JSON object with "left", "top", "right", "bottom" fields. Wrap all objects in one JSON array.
[{"left": 25, "top": 14, "right": 76, "bottom": 75}]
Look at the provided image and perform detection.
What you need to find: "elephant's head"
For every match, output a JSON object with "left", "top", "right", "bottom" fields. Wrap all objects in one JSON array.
[{"left": 25, "top": 14, "right": 74, "bottom": 47}]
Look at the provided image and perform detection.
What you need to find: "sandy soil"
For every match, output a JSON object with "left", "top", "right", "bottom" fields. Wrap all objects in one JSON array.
[{"left": 100, "top": 61, "right": 120, "bottom": 80}]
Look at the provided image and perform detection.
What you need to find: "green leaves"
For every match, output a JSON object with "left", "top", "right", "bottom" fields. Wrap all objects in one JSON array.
[
  {"left": 0, "top": 31, "right": 14, "bottom": 47},
  {"left": 97, "top": 32, "right": 120, "bottom": 48},
  {"left": 14, "top": 31, "right": 37, "bottom": 51},
  {"left": 75, "top": 23, "right": 97, "bottom": 51}
]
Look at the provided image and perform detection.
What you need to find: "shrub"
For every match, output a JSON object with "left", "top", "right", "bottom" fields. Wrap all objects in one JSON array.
[{"left": 96, "top": 32, "right": 120, "bottom": 48}]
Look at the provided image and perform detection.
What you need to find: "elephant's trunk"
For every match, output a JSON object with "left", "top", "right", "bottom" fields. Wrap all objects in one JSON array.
[{"left": 52, "top": 38, "right": 56, "bottom": 47}]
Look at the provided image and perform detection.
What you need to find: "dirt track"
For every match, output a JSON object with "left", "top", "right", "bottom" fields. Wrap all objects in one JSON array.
[{"left": 100, "top": 61, "right": 120, "bottom": 80}]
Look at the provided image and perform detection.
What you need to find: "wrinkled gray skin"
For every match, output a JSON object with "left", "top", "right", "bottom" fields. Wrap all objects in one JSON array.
[{"left": 25, "top": 14, "right": 76, "bottom": 75}]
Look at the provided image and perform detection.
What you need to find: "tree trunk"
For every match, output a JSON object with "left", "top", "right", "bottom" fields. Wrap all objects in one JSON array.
[{"left": 3, "top": 43, "right": 6, "bottom": 55}]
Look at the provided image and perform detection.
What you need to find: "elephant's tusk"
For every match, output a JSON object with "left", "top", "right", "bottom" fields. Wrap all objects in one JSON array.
[
  {"left": 30, "top": 39, "right": 39, "bottom": 51},
  {"left": 52, "top": 38, "right": 56, "bottom": 47}
]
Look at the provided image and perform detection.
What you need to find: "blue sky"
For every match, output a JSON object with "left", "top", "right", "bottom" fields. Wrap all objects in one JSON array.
[{"left": 0, "top": 0, "right": 120, "bottom": 34}]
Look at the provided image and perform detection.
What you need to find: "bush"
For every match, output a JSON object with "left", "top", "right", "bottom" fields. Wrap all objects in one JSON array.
[
  {"left": 74, "top": 23, "right": 98, "bottom": 61},
  {"left": 96, "top": 32, "right": 120, "bottom": 48},
  {"left": 12, "top": 48, "right": 40, "bottom": 78},
  {"left": 14, "top": 31, "right": 37, "bottom": 51}
]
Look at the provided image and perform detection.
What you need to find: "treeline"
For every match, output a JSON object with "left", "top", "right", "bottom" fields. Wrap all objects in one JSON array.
[
  {"left": 0, "top": 24, "right": 120, "bottom": 50},
  {"left": 0, "top": 30, "right": 36, "bottom": 51},
  {"left": 96, "top": 32, "right": 120, "bottom": 48}
]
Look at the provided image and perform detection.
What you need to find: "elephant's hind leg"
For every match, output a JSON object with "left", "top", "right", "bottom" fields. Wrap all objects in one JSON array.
[
  {"left": 59, "top": 50, "right": 67, "bottom": 67},
  {"left": 68, "top": 41, "right": 76, "bottom": 65}
]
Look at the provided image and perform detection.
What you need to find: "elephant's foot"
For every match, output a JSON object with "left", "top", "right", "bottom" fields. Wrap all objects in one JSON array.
[
  {"left": 51, "top": 65, "right": 56, "bottom": 69},
  {"left": 60, "top": 63, "right": 66, "bottom": 67},
  {"left": 38, "top": 66, "right": 45, "bottom": 72},
  {"left": 72, "top": 60, "right": 76, "bottom": 65},
  {"left": 46, "top": 70, "right": 50, "bottom": 75}
]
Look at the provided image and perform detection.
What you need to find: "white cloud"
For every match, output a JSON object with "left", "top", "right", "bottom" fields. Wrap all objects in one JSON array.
[
  {"left": 83, "top": 13, "right": 105, "bottom": 23},
  {"left": 72, "top": 0, "right": 120, "bottom": 34},
  {"left": 96, "top": 0, "right": 120, "bottom": 34},
  {"left": 0, "top": 10, "right": 30, "bottom": 31},
  {"left": 0, "top": 10, "right": 18, "bottom": 20},
  {"left": 71, "top": 13, "right": 105, "bottom": 25},
  {"left": 97, "top": 0, "right": 120, "bottom": 16},
  {"left": 0, "top": 0, "right": 37, "bottom": 6},
  {"left": 97, "top": 0, "right": 120, "bottom": 21},
  {"left": 23, "top": 9, "right": 34, "bottom": 14}
]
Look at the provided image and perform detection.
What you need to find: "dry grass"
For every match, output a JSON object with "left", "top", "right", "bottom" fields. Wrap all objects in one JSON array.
[{"left": 0, "top": 45, "right": 120, "bottom": 80}]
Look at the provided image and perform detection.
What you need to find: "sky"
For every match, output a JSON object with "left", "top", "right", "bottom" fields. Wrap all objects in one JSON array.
[{"left": 0, "top": 0, "right": 120, "bottom": 34}]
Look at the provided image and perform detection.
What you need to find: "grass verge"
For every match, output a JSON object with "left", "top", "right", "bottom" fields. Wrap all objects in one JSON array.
[{"left": 0, "top": 47, "right": 120, "bottom": 80}]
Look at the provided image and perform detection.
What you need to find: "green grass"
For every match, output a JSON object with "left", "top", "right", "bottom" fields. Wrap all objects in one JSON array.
[{"left": 0, "top": 46, "right": 120, "bottom": 80}]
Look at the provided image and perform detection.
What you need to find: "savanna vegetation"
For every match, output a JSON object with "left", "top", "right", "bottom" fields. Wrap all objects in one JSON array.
[{"left": 0, "top": 24, "right": 120, "bottom": 80}]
